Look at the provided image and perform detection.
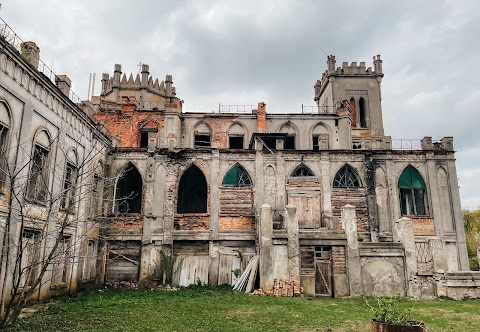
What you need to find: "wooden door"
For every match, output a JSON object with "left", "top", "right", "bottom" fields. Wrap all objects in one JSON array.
[
  {"left": 315, "top": 247, "right": 332, "bottom": 297},
  {"left": 288, "top": 194, "right": 321, "bottom": 229}
]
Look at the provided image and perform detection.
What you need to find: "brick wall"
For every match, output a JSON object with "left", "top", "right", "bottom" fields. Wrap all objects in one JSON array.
[
  {"left": 332, "top": 188, "right": 369, "bottom": 232},
  {"left": 219, "top": 216, "right": 255, "bottom": 230},
  {"left": 174, "top": 215, "right": 210, "bottom": 230}
]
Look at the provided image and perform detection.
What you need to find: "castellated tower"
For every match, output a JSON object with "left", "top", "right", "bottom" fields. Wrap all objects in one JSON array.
[{"left": 314, "top": 55, "right": 384, "bottom": 137}]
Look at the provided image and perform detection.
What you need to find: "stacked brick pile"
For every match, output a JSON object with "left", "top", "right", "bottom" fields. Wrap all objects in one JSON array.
[{"left": 272, "top": 279, "right": 304, "bottom": 297}]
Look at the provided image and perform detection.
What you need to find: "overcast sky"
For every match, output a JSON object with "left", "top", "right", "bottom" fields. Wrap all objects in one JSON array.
[{"left": 3, "top": 0, "right": 480, "bottom": 209}]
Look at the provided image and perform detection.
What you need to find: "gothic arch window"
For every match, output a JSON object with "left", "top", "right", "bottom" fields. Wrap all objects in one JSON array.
[
  {"left": 291, "top": 163, "right": 315, "bottom": 177},
  {"left": 349, "top": 97, "right": 357, "bottom": 128},
  {"left": 0, "top": 102, "right": 11, "bottom": 188},
  {"left": 177, "top": 164, "right": 207, "bottom": 213},
  {"left": 222, "top": 163, "right": 252, "bottom": 186},
  {"left": 333, "top": 164, "right": 361, "bottom": 188},
  {"left": 312, "top": 123, "right": 329, "bottom": 151},
  {"left": 398, "top": 165, "right": 428, "bottom": 216},
  {"left": 27, "top": 129, "right": 51, "bottom": 202},
  {"left": 359, "top": 97, "right": 367, "bottom": 128},
  {"left": 194, "top": 122, "right": 211, "bottom": 148},
  {"left": 115, "top": 163, "right": 143, "bottom": 214}
]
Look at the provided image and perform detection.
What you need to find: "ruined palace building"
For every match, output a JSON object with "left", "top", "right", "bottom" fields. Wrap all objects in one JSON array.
[{"left": 1, "top": 24, "right": 480, "bottom": 303}]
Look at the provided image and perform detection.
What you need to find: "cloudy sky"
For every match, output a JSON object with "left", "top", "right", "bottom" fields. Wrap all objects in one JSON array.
[{"left": 3, "top": 0, "right": 480, "bottom": 209}]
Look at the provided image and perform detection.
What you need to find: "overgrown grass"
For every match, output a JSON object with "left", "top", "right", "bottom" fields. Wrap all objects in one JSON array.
[{"left": 6, "top": 286, "right": 480, "bottom": 332}]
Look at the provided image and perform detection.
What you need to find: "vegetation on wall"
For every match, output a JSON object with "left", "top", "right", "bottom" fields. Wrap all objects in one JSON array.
[{"left": 463, "top": 208, "right": 480, "bottom": 271}]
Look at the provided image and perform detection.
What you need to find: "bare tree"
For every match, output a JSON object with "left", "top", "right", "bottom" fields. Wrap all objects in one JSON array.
[{"left": 0, "top": 121, "right": 111, "bottom": 326}]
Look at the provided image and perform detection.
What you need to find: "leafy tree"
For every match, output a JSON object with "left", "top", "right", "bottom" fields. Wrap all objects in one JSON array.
[{"left": 463, "top": 208, "right": 480, "bottom": 271}]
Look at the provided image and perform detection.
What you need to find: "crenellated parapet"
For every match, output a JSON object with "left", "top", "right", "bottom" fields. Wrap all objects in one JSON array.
[{"left": 100, "top": 63, "right": 176, "bottom": 98}]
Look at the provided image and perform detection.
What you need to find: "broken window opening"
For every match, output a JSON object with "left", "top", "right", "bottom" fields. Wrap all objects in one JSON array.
[
  {"left": 284, "top": 136, "right": 295, "bottom": 150},
  {"left": 140, "top": 132, "right": 149, "bottom": 148},
  {"left": 359, "top": 97, "right": 367, "bottom": 128},
  {"left": 291, "top": 164, "right": 315, "bottom": 177},
  {"left": 349, "top": 97, "right": 357, "bottom": 128},
  {"left": 222, "top": 163, "right": 252, "bottom": 186},
  {"left": 398, "top": 165, "right": 428, "bottom": 216},
  {"left": 0, "top": 123, "right": 9, "bottom": 188},
  {"left": 52, "top": 236, "right": 71, "bottom": 285},
  {"left": 27, "top": 144, "right": 50, "bottom": 202},
  {"left": 194, "top": 134, "right": 211, "bottom": 148},
  {"left": 333, "top": 165, "right": 361, "bottom": 188},
  {"left": 262, "top": 137, "right": 277, "bottom": 150},
  {"left": 312, "top": 135, "right": 319, "bottom": 151},
  {"left": 19, "top": 230, "right": 41, "bottom": 287},
  {"left": 177, "top": 164, "right": 207, "bottom": 213},
  {"left": 115, "top": 165, "right": 143, "bottom": 214},
  {"left": 60, "top": 162, "right": 77, "bottom": 211},
  {"left": 229, "top": 136, "right": 244, "bottom": 149}
]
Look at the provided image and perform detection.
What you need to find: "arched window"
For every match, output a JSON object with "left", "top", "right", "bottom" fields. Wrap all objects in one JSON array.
[
  {"left": 359, "top": 97, "right": 367, "bottom": 128},
  {"left": 222, "top": 163, "right": 252, "bottom": 186},
  {"left": 92, "top": 161, "right": 104, "bottom": 216},
  {"left": 0, "top": 103, "right": 11, "bottom": 188},
  {"left": 349, "top": 97, "right": 356, "bottom": 128},
  {"left": 312, "top": 123, "right": 329, "bottom": 151},
  {"left": 194, "top": 122, "right": 211, "bottom": 148},
  {"left": 60, "top": 149, "right": 78, "bottom": 211},
  {"left": 291, "top": 163, "right": 315, "bottom": 177},
  {"left": 115, "top": 163, "right": 143, "bottom": 214},
  {"left": 177, "top": 164, "right": 207, "bottom": 213},
  {"left": 333, "top": 165, "right": 361, "bottom": 188},
  {"left": 398, "top": 165, "right": 428, "bottom": 216},
  {"left": 27, "top": 130, "right": 51, "bottom": 202},
  {"left": 227, "top": 123, "right": 245, "bottom": 149},
  {"left": 279, "top": 122, "right": 296, "bottom": 150}
]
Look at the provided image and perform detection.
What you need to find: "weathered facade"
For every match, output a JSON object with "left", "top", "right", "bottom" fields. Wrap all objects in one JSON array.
[
  {"left": 0, "top": 33, "right": 110, "bottom": 308},
  {"left": 0, "top": 13, "right": 478, "bottom": 302},
  {"left": 92, "top": 56, "right": 478, "bottom": 298}
]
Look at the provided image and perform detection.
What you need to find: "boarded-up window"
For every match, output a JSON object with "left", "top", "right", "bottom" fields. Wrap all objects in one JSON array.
[
  {"left": 52, "top": 237, "right": 71, "bottom": 285},
  {"left": 19, "top": 230, "right": 41, "bottom": 287}
]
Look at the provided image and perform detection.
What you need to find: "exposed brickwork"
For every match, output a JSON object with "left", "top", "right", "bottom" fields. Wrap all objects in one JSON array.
[
  {"left": 174, "top": 215, "right": 210, "bottom": 230},
  {"left": 332, "top": 188, "right": 369, "bottom": 232},
  {"left": 256, "top": 102, "right": 266, "bottom": 133},
  {"left": 349, "top": 98, "right": 356, "bottom": 127},
  {"left": 220, "top": 187, "right": 254, "bottom": 215},
  {"left": 108, "top": 215, "right": 143, "bottom": 234},
  {"left": 332, "top": 246, "right": 346, "bottom": 274},
  {"left": 201, "top": 116, "right": 236, "bottom": 148},
  {"left": 95, "top": 104, "right": 164, "bottom": 148},
  {"left": 219, "top": 216, "right": 255, "bottom": 230}
]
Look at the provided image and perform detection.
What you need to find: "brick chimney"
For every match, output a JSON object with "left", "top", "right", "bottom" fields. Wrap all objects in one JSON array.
[
  {"left": 20, "top": 41, "right": 40, "bottom": 69},
  {"left": 55, "top": 75, "right": 72, "bottom": 97},
  {"left": 256, "top": 102, "right": 266, "bottom": 133}
]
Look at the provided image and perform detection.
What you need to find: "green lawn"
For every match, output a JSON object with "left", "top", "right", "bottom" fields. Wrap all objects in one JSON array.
[{"left": 6, "top": 286, "right": 480, "bottom": 332}]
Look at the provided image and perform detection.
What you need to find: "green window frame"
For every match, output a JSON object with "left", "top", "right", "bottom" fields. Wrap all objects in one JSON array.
[{"left": 222, "top": 164, "right": 252, "bottom": 187}]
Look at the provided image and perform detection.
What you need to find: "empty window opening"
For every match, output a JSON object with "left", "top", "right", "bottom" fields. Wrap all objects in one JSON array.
[
  {"left": 115, "top": 165, "right": 143, "bottom": 213},
  {"left": 284, "top": 136, "right": 295, "bottom": 150},
  {"left": 229, "top": 136, "right": 244, "bottom": 149},
  {"left": 291, "top": 163, "right": 315, "bottom": 177},
  {"left": 60, "top": 162, "right": 77, "bottom": 211},
  {"left": 398, "top": 165, "right": 428, "bottom": 216},
  {"left": 333, "top": 165, "right": 361, "bottom": 188},
  {"left": 52, "top": 236, "right": 71, "bottom": 285},
  {"left": 262, "top": 137, "right": 277, "bottom": 150},
  {"left": 222, "top": 163, "right": 252, "bottom": 186},
  {"left": 359, "top": 97, "right": 367, "bottom": 128},
  {"left": 27, "top": 144, "right": 50, "bottom": 202},
  {"left": 19, "top": 230, "right": 40, "bottom": 287},
  {"left": 140, "top": 132, "right": 149, "bottom": 148},
  {"left": 0, "top": 123, "right": 9, "bottom": 187},
  {"left": 312, "top": 135, "right": 319, "bottom": 151},
  {"left": 349, "top": 97, "right": 357, "bottom": 128},
  {"left": 177, "top": 165, "right": 208, "bottom": 213},
  {"left": 194, "top": 135, "right": 211, "bottom": 148}
]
